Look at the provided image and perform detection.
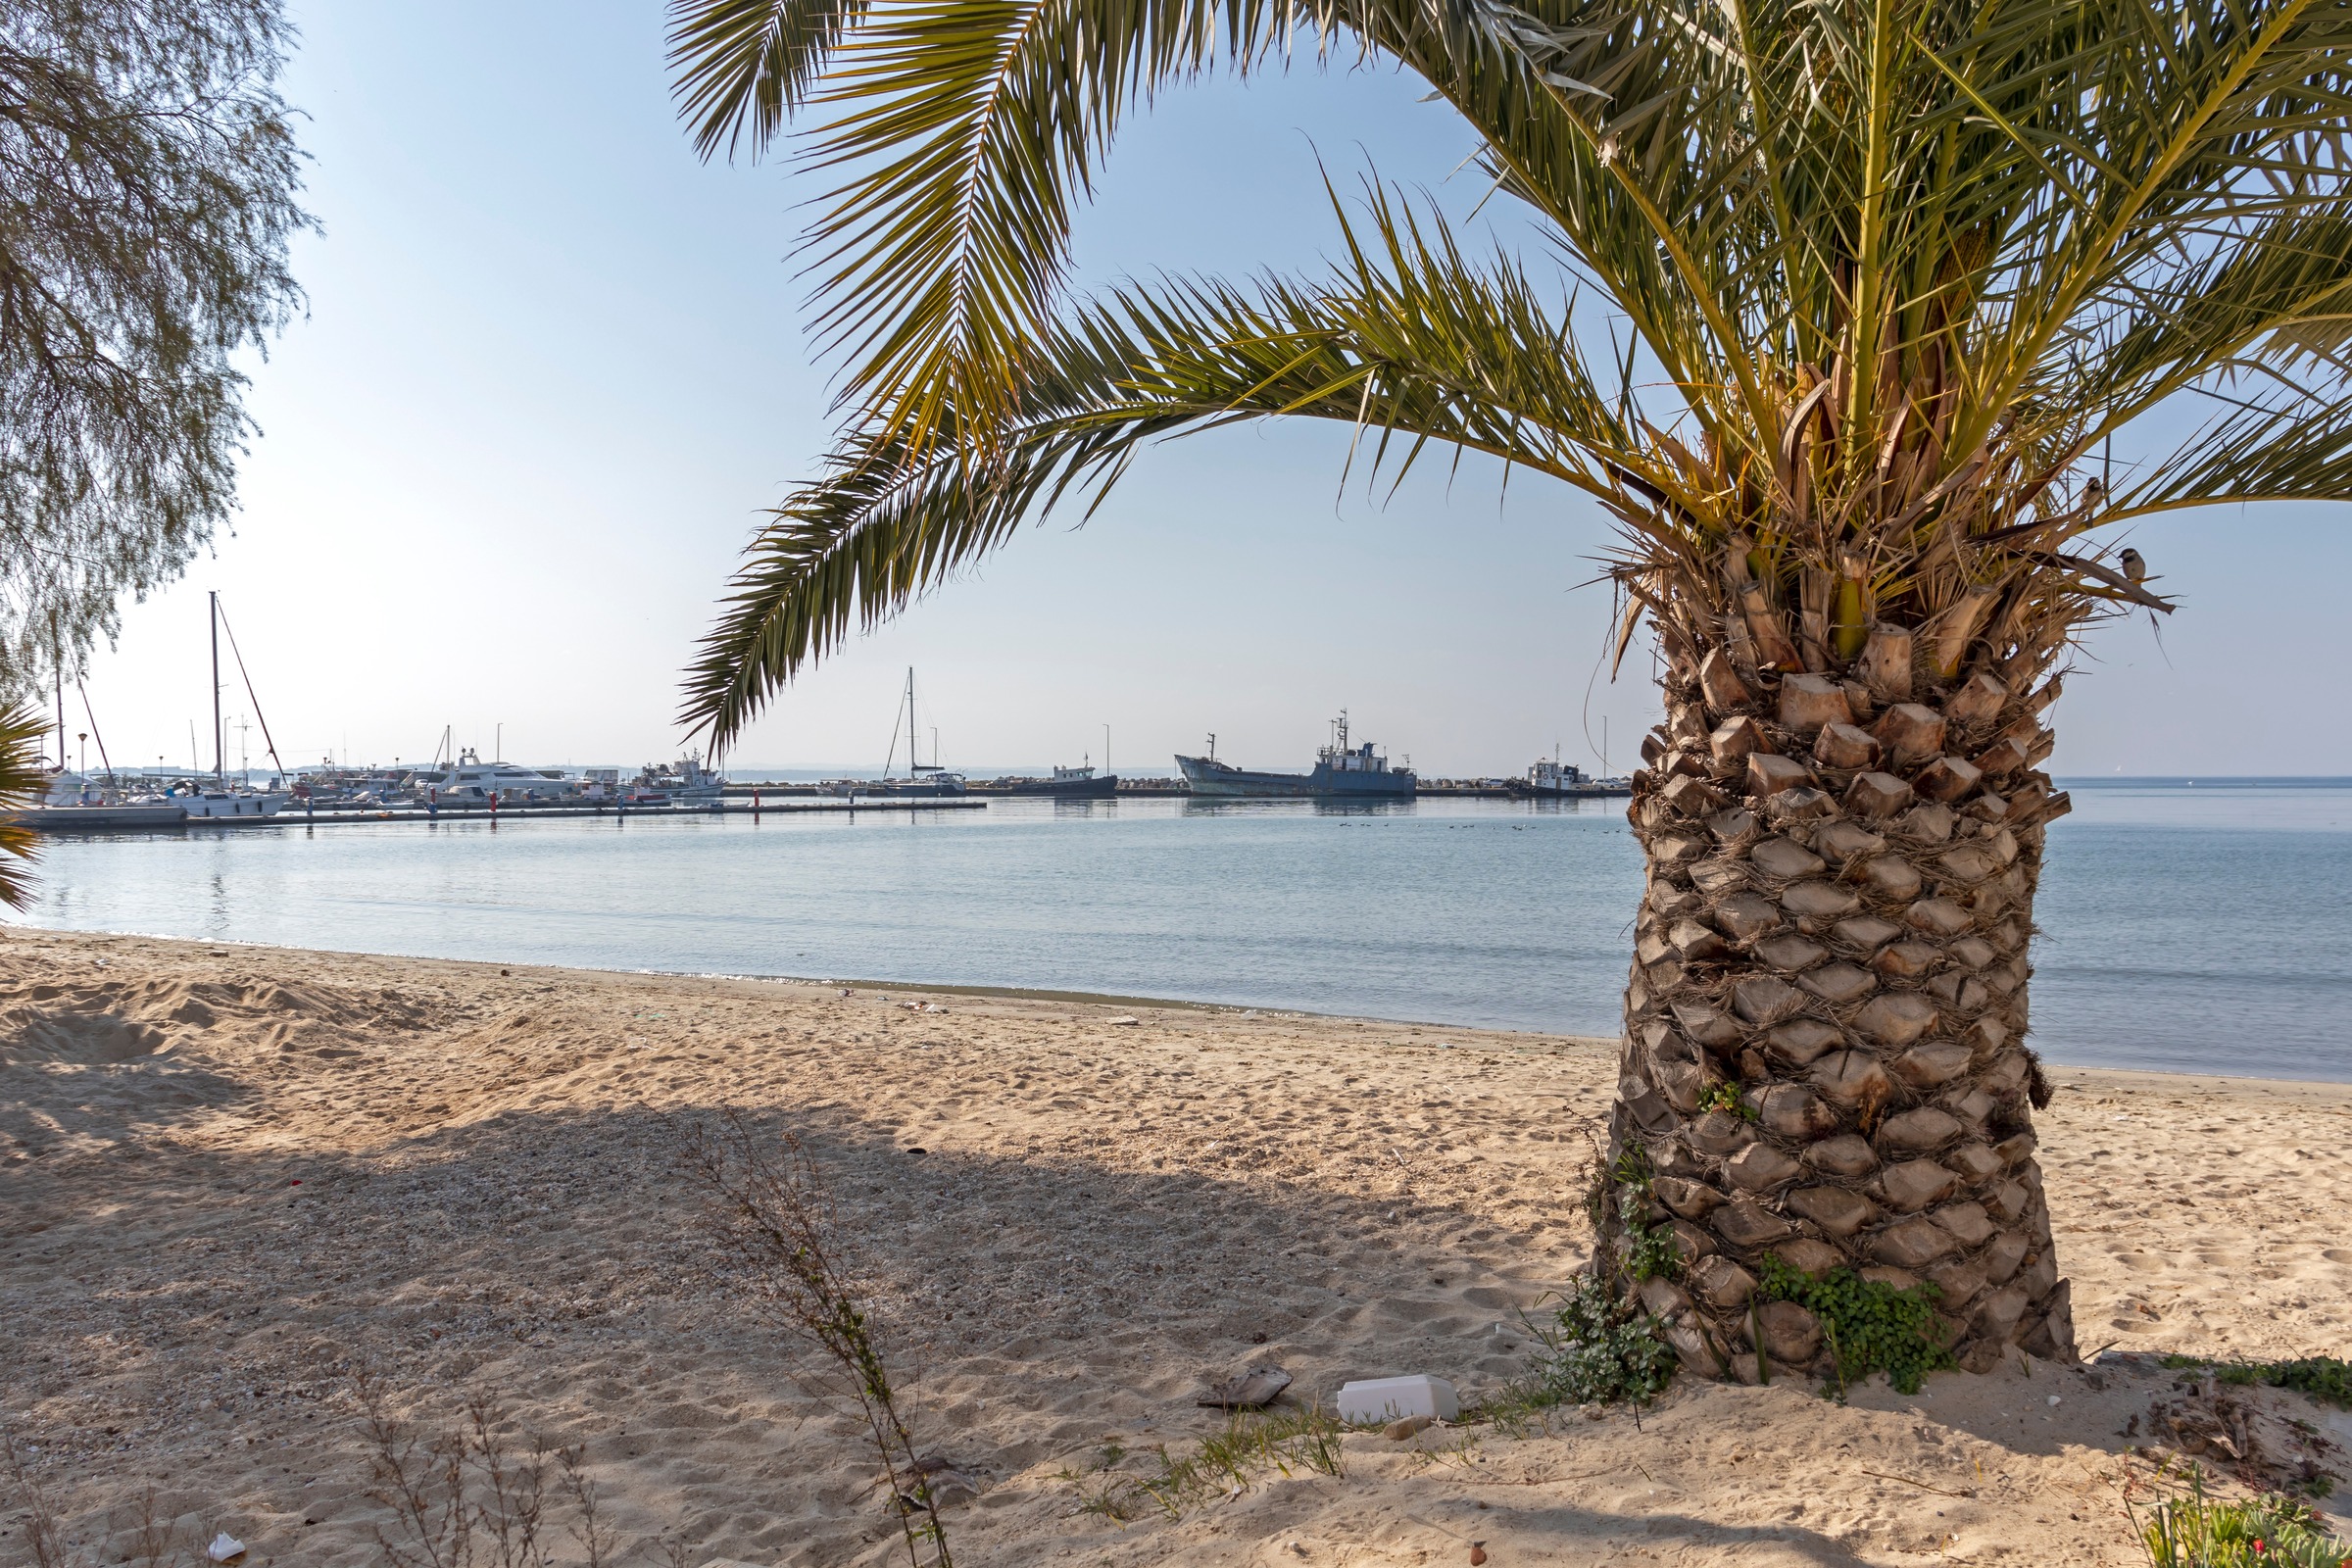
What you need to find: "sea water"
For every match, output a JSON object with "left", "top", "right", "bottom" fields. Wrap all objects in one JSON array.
[{"left": 12, "top": 781, "right": 2349, "bottom": 1082}]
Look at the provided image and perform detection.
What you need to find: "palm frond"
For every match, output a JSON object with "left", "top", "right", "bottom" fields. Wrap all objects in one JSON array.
[
  {"left": 668, "top": 0, "right": 868, "bottom": 160},
  {"left": 0, "top": 706, "right": 47, "bottom": 910},
  {"left": 685, "top": 191, "right": 1641, "bottom": 744},
  {"left": 2111, "top": 392, "right": 2352, "bottom": 520},
  {"left": 2076, "top": 211, "right": 2352, "bottom": 429}
]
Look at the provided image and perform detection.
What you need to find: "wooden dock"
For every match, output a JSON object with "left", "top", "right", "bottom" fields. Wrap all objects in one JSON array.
[{"left": 24, "top": 799, "right": 990, "bottom": 833}]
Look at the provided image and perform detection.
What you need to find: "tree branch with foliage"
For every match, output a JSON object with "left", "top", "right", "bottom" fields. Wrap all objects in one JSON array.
[{"left": 0, "top": 0, "right": 309, "bottom": 699}]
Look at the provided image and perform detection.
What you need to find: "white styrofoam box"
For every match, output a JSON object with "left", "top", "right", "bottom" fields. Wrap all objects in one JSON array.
[{"left": 1336, "top": 1375, "right": 1459, "bottom": 1425}]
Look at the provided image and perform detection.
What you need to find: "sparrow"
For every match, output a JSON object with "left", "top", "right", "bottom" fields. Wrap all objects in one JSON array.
[{"left": 2119, "top": 547, "right": 2147, "bottom": 584}]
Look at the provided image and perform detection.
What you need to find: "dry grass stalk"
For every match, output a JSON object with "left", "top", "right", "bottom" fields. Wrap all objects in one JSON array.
[
  {"left": 674, "top": 1109, "right": 952, "bottom": 1568},
  {"left": 2, "top": 1426, "right": 71, "bottom": 1568},
  {"left": 122, "top": 1490, "right": 192, "bottom": 1568},
  {"left": 355, "top": 1372, "right": 614, "bottom": 1568}
]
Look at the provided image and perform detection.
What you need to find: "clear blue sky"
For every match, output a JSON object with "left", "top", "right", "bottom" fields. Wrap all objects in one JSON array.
[{"left": 62, "top": 1, "right": 2352, "bottom": 780}]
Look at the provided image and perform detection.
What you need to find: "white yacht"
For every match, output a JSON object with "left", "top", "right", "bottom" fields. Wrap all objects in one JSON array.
[{"left": 409, "top": 750, "right": 581, "bottom": 804}]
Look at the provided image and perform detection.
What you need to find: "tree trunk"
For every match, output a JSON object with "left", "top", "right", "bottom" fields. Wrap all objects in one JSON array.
[{"left": 1603, "top": 651, "right": 2078, "bottom": 1381}]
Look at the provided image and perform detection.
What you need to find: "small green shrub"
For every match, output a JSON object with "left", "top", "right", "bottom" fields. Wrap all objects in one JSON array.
[
  {"left": 2136, "top": 1475, "right": 2352, "bottom": 1568},
  {"left": 1755, "top": 1255, "right": 1953, "bottom": 1396},
  {"left": 1516, "top": 1276, "right": 1680, "bottom": 1408}
]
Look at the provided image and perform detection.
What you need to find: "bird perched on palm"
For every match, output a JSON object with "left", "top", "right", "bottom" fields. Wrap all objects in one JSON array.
[{"left": 668, "top": 0, "right": 2352, "bottom": 1378}]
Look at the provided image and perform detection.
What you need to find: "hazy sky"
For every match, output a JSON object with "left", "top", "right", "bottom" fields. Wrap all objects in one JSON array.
[{"left": 56, "top": 2, "right": 2352, "bottom": 780}]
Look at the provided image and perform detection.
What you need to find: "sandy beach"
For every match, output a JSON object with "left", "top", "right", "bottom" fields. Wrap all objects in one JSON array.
[{"left": 4, "top": 926, "right": 2348, "bottom": 1566}]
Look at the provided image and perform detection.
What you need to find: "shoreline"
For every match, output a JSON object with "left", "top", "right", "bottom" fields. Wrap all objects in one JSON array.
[
  {"left": 4, "top": 926, "right": 2349, "bottom": 1564},
  {"left": 12, "top": 921, "right": 2350, "bottom": 1089}
]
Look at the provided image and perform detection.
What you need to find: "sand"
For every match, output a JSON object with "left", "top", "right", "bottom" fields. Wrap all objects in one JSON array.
[{"left": 3, "top": 927, "right": 2348, "bottom": 1567}]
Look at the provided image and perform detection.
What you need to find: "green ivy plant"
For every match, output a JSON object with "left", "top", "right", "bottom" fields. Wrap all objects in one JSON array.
[
  {"left": 1605, "top": 1145, "right": 1682, "bottom": 1285},
  {"left": 1755, "top": 1255, "right": 1954, "bottom": 1397},
  {"left": 1621, "top": 1187, "right": 1682, "bottom": 1284},
  {"left": 1519, "top": 1277, "right": 1681, "bottom": 1408}
]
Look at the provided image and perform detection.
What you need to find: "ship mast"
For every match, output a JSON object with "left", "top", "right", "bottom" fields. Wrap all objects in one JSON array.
[{"left": 210, "top": 590, "right": 223, "bottom": 784}]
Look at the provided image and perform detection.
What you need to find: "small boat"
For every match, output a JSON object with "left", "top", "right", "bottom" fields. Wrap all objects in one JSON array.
[
  {"left": 1175, "top": 713, "right": 1416, "bottom": 799},
  {"left": 172, "top": 782, "right": 288, "bottom": 819},
  {"left": 10, "top": 772, "right": 188, "bottom": 830},
  {"left": 173, "top": 589, "right": 293, "bottom": 818},
  {"left": 624, "top": 751, "right": 724, "bottom": 807}
]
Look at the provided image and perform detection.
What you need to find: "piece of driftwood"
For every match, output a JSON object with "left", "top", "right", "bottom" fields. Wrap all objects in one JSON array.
[{"left": 1197, "top": 1365, "right": 1293, "bottom": 1410}]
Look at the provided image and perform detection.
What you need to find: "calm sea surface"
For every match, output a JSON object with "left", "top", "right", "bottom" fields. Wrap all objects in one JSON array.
[{"left": 12, "top": 781, "right": 2349, "bottom": 1082}]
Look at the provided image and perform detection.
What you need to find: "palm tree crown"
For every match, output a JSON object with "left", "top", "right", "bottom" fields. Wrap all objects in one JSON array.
[{"left": 669, "top": 0, "right": 2349, "bottom": 742}]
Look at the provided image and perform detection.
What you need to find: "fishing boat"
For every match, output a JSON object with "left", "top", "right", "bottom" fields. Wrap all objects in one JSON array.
[
  {"left": 1527, "top": 755, "right": 1587, "bottom": 795},
  {"left": 623, "top": 752, "right": 724, "bottom": 807},
  {"left": 998, "top": 760, "right": 1118, "bottom": 798},
  {"left": 1524, "top": 749, "right": 1631, "bottom": 798},
  {"left": 1174, "top": 712, "right": 1415, "bottom": 798}
]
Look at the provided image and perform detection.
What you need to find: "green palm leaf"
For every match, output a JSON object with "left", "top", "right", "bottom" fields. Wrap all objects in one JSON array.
[{"left": 0, "top": 706, "right": 47, "bottom": 909}]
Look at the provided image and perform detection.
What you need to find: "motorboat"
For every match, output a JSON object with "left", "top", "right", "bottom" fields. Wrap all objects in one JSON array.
[
  {"left": 169, "top": 779, "right": 288, "bottom": 819},
  {"left": 410, "top": 749, "right": 584, "bottom": 805}
]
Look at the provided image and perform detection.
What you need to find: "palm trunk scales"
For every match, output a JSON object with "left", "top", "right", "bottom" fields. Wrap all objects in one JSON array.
[{"left": 1606, "top": 638, "right": 2077, "bottom": 1380}]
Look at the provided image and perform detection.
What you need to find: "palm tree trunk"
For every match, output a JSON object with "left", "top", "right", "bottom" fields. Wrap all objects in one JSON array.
[{"left": 1601, "top": 641, "right": 2078, "bottom": 1380}]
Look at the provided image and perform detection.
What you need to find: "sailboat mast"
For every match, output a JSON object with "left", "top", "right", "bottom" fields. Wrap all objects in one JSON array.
[{"left": 210, "top": 590, "right": 223, "bottom": 783}]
